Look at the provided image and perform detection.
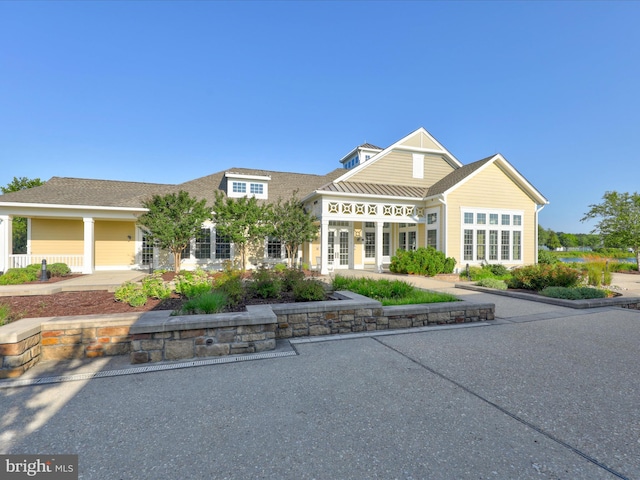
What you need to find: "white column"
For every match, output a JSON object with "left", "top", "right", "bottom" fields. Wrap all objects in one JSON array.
[
  {"left": 375, "top": 221, "right": 383, "bottom": 273},
  {"left": 0, "top": 215, "right": 12, "bottom": 273},
  {"left": 83, "top": 217, "right": 95, "bottom": 274},
  {"left": 320, "top": 220, "right": 330, "bottom": 275}
]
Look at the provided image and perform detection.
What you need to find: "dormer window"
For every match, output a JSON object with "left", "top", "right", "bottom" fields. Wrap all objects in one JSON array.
[
  {"left": 225, "top": 172, "right": 270, "bottom": 199},
  {"left": 232, "top": 182, "right": 247, "bottom": 194}
]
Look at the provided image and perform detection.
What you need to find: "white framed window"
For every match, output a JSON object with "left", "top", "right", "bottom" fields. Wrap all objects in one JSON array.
[
  {"left": 215, "top": 231, "right": 231, "bottom": 260},
  {"left": 250, "top": 183, "right": 264, "bottom": 195},
  {"left": 266, "top": 236, "right": 282, "bottom": 258},
  {"left": 427, "top": 229, "right": 437, "bottom": 248},
  {"left": 232, "top": 182, "right": 246, "bottom": 194},
  {"left": 195, "top": 228, "right": 211, "bottom": 259},
  {"left": 461, "top": 208, "right": 524, "bottom": 263}
]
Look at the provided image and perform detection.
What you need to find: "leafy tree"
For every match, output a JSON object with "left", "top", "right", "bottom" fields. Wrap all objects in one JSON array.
[
  {"left": 558, "top": 233, "right": 579, "bottom": 248},
  {"left": 270, "top": 192, "right": 318, "bottom": 267},
  {"left": 1, "top": 176, "right": 45, "bottom": 254},
  {"left": 138, "top": 191, "right": 211, "bottom": 273},
  {"left": 546, "top": 231, "right": 561, "bottom": 250},
  {"left": 213, "top": 192, "right": 272, "bottom": 270},
  {"left": 538, "top": 225, "right": 550, "bottom": 248},
  {"left": 582, "top": 191, "right": 640, "bottom": 271},
  {"left": 576, "top": 233, "right": 601, "bottom": 249}
]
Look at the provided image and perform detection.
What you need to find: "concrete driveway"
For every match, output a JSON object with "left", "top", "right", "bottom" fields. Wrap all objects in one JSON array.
[{"left": 1, "top": 294, "right": 639, "bottom": 479}]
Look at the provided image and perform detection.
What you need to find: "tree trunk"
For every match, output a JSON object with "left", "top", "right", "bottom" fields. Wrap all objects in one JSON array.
[
  {"left": 286, "top": 244, "right": 294, "bottom": 268},
  {"left": 173, "top": 251, "right": 181, "bottom": 274},
  {"left": 636, "top": 249, "right": 640, "bottom": 272}
]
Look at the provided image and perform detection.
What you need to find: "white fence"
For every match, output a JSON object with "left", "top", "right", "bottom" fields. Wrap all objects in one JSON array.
[{"left": 9, "top": 255, "right": 84, "bottom": 272}]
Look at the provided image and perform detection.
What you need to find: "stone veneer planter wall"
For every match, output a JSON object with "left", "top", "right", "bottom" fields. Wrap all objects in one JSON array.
[{"left": 0, "top": 291, "right": 495, "bottom": 378}]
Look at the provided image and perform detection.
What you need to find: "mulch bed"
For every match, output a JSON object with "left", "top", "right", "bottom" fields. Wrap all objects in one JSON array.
[{"left": 0, "top": 276, "right": 316, "bottom": 323}]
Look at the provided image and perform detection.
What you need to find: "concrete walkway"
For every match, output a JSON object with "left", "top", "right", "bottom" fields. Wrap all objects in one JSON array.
[
  {"left": 0, "top": 270, "right": 146, "bottom": 296},
  {"left": 2, "top": 269, "right": 640, "bottom": 478}
]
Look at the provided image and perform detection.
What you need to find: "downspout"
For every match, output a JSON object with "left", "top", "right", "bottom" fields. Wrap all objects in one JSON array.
[
  {"left": 535, "top": 204, "right": 546, "bottom": 263},
  {"left": 437, "top": 196, "right": 447, "bottom": 257}
]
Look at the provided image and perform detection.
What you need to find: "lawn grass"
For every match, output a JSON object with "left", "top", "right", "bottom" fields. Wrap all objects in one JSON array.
[{"left": 332, "top": 275, "right": 458, "bottom": 306}]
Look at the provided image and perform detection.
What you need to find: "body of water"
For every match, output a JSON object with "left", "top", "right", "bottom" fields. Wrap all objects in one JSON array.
[{"left": 559, "top": 257, "right": 636, "bottom": 263}]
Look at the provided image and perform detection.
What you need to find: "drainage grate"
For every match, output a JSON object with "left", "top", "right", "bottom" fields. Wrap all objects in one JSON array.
[{"left": 0, "top": 350, "right": 297, "bottom": 389}]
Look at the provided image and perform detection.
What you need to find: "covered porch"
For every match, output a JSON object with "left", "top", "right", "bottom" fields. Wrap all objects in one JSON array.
[{"left": 306, "top": 195, "right": 442, "bottom": 275}]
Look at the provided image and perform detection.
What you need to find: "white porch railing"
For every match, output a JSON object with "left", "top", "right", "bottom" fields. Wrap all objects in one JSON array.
[{"left": 9, "top": 255, "right": 84, "bottom": 273}]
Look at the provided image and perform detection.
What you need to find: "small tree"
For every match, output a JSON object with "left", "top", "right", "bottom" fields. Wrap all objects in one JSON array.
[
  {"left": 138, "top": 191, "right": 211, "bottom": 273},
  {"left": 271, "top": 192, "right": 319, "bottom": 267},
  {"left": 546, "top": 231, "right": 561, "bottom": 250},
  {"left": 1, "top": 176, "right": 45, "bottom": 254},
  {"left": 213, "top": 192, "right": 272, "bottom": 270},
  {"left": 582, "top": 191, "right": 640, "bottom": 271},
  {"left": 538, "top": 225, "right": 550, "bottom": 248}
]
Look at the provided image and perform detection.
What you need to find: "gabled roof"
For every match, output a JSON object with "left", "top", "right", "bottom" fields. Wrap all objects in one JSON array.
[
  {"left": 425, "top": 156, "right": 494, "bottom": 197},
  {"left": 0, "top": 177, "right": 175, "bottom": 208},
  {"left": 0, "top": 168, "right": 346, "bottom": 210},
  {"left": 178, "top": 167, "right": 344, "bottom": 205},
  {"left": 426, "top": 154, "right": 549, "bottom": 205},
  {"left": 334, "top": 127, "right": 463, "bottom": 184},
  {"left": 310, "top": 153, "right": 548, "bottom": 206}
]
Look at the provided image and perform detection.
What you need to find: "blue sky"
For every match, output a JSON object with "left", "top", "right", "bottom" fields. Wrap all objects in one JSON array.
[{"left": 1, "top": 1, "right": 639, "bottom": 234}]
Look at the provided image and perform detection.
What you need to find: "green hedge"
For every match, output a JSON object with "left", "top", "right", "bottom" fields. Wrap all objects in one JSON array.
[{"left": 389, "top": 247, "right": 456, "bottom": 276}]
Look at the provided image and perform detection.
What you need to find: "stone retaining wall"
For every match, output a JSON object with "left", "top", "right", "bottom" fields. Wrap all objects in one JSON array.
[
  {"left": 271, "top": 292, "right": 492, "bottom": 339},
  {"left": 41, "top": 319, "right": 133, "bottom": 361},
  {"left": 0, "top": 292, "right": 496, "bottom": 378}
]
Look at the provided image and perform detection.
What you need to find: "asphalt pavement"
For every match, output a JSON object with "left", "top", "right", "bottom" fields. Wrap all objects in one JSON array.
[{"left": 1, "top": 271, "right": 639, "bottom": 479}]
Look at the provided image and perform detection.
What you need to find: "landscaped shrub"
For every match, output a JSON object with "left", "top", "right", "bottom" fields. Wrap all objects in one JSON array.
[
  {"left": 114, "top": 282, "right": 147, "bottom": 307},
  {"left": 26, "top": 264, "right": 44, "bottom": 278},
  {"left": 280, "top": 267, "right": 305, "bottom": 292},
  {"left": 215, "top": 272, "right": 245, "bottom": 306},
  {"left": 537, "top": 250, "right": 558, "bottom": 265},
  {"left": 142, "top": 274, "right": 172, "bottom": 299},
  {"left": 586, "top": 264, "right": 602, "bottom": 287},
  {"left": 292, "top": 279, "right": 326, "bottom": 302},
  {"left": 47, "top": 263, "right": 71, "bottom": 277},
  {"left": 507, "top": 264, "right": 583, "bottom": 291},
  {"left": 249, "top": 267, "right": 281, "bottom": 299},
  {"left": 175, "top": 269, "right": 212, "bottom": 298},
  {"left": 485, "top": 263, "right": 509, "bottom": 277},
  {"left": 475, "top": 278, "right": 508, "bottom": 290},
  {"left": 180, "top": 291, "right": 228, "bottom": 314},
  {"left": 0, "top": 267, "right": 38, "bottom": 285},
  {"left": 540, "top": 286, "right": 608, "bottom": 300},
  {"left": 466, "top": 264, "right": 511, "bottom": 281},
  {"left": 443, "top": 256, "right": 456, "bottom": 274},
  {"left": 389, "top": 247, "right": 456, "bottom": 276},
  {"left": 273, "top": 263, "right": 287, "bottom": 273}
]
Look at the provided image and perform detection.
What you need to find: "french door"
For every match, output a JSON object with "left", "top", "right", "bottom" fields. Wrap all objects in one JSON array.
[{"left": 327, "top": 228, "right": 350, "bottom": 268}]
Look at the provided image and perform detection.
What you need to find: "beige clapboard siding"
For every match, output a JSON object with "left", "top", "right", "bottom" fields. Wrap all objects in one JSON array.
[
  {"left": 31, "top": 219, "right": 84, "bottom": 255},
  {"left": 349, "top": 151, "right": 454, "bottom": 187},
  {"left": 95, "top": 221, "right": 136, "bottom": 266},
  {"left": 446, "top": 163, "right": 537, "bottom": 264},
  {"left": 401, "top": 130, "right": 440, "bottom": 149}
]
